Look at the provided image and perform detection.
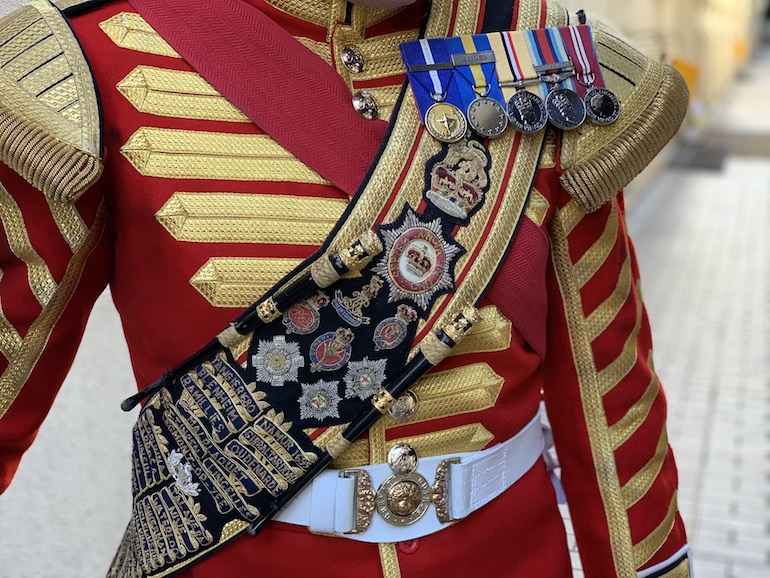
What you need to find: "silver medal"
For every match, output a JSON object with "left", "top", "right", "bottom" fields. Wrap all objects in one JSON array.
[
  {"left": 467, "top": 97, "right": 508, "bottom": 138},
  {"left": 546, "top": 87, "right": 586, "bottom": 130},
  {"left": 585, "top": 87, "right": 621, "bottom": 125},
  {"left": 506, "top": 90, "right": 548, "bottom": 134}
]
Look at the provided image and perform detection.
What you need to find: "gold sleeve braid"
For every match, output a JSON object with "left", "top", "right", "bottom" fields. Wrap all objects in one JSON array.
[
  {"left": 0, "top": 0, "right": 103, "bottom": 204},
  {"left": 0, "top": 1, "right": 108, "bottom": 418},
  {"left": 559, "top": 20, "right": 690, "bottom": 213}
]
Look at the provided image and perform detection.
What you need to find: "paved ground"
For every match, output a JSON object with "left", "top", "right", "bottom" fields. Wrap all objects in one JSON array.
[{"left": 1, "top": 33, "right": 769, "bottom": 578}]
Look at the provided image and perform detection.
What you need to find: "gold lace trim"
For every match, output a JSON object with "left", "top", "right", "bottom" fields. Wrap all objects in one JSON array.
[
  {"left": 584, "top": 257, "right": 632, "bottom": 341},
  {"left": 0, "top": 1, "right": 102, "bottom": 203},
  {"left": 121, "top": 128, "right": 327, "bottom": 184},
  {"left": 550, "top": 203, "right": 636, "bottom": 577},
  {"left": 0, "top": 182, "right": 58, "bottom": 307},
  {"left": 524, "top": 187, "right": 550, "bottom": 227},
  {"left": 632, "top": 492, "right": 679, "bottom": 568},
  {"left": 0, "top": 199, "right": 108, "bottom": 419},
  {"left": 156, "top": 192, "right": 345, "bottom": 246},
  {"left": 608, "top": 359, "right": 660, "bottom": 451},
  {"left": 117, "top": 66, "right": 250, "bottom": 123},
  {"left": 99, "top": 12, "right": 181, "bottom": 58},
  {"left": 190, "top": 257, "right": 304, "bottom": 308},
  {"left": 620, "top": 427, "right": 669, "bottom": 508},
  {"left": 331, "top": 423, "right": 494, "bottom": 470},
  {"left": 561, "top": 61, "right": 689, "bottom": 212}
]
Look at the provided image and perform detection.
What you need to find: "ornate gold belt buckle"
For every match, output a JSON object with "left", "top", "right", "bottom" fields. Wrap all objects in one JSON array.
[
  {"left": 342, "top": 445, "right": 462, "bottom": 532},
  {"left": 376, "top": 444, "right": 433, "bottom": 526},
  {"left": 340, "top": 469, "right": 376, "bottom": 534}
]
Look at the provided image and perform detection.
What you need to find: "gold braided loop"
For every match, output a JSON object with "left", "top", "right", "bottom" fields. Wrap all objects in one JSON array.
[{"left": 310, "top": 256, "right": 341, "bottom": 288}]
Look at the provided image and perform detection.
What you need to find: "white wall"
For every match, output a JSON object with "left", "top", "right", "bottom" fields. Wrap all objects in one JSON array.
[{"left": 0, "top": 0, "right": 27, "bottom": 18}]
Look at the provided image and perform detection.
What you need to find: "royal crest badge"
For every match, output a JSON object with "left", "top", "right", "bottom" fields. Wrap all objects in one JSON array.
[
  {"left": 282, "top": 291, "right": 329, "bottom": 335},
  {"left": 426, "top": 139, "right": 489, "bottom": 220},
  {"left": 373, "top": 304, "right": 417, "bottom": 350},
  {"left": 373, "top": 207, "right": 464, "bottom": 312}
]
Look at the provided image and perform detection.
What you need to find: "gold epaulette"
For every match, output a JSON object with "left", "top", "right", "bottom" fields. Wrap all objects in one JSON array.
[
  {"left": 0, "top": 0, "right": 103, "bottom": 203},
  {"left": 559, "top": 19, "right": 690, "bottom": 213}
]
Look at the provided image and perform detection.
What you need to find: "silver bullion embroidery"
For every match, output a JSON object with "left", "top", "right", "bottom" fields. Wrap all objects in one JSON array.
[
  {"left": 298, "top": 380, "right": 342, "bottom": 421},
  {"left": 167, "top": 449, "right": 201, "bottom": 497},
  {"left": 253, "top": 335, "right": 305, "bottom": 386},
  {"left": 343, "top": 357, "right": 388, "bottom": 400}
]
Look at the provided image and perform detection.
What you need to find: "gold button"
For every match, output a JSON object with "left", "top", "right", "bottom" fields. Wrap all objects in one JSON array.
[
  {"left": 352, "top": 90, "right": 379, "bottom": 120},
  {"left": 341, "top": 45, "right": 365, "bottom": 74}
]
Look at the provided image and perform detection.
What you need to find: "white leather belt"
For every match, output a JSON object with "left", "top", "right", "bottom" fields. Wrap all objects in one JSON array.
[{"left": 275, "top": 412, "right": 545, "bottom": 543}]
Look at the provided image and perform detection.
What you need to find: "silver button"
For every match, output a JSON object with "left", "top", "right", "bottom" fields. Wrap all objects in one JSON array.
[
  {"left": 389, "top": 390, "right": 418, "bottom": 420},
  {"left": 341, "top": 45, "right": 365, "bottom": 74},
  {"left": 352, "top": 90, "right": 379, "bottom": 120}
]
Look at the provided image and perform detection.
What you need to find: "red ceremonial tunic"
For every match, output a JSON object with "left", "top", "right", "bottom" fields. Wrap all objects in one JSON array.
[{"left": 0, "top": 1, "right": 689, "bottom": 576}]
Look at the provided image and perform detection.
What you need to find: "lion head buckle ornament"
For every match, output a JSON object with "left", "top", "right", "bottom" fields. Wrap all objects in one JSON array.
[{"left": 377, "top": 444, "right": 434, "bottom": 526}]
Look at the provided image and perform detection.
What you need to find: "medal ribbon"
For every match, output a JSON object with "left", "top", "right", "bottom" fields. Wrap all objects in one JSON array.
[
  {"left": 401, "top": 38, "right": 462, "bottom": 121},
  {"left": 559, "top": 25, "right": 607, "bottom": 94},
  {"left": 501, "top": 30, "right": 548, "bottom": 100},
  {"left": 487, "top": 33, "right": 515, "bottom": 102},
  {"left": 525, "top": 28, "right": 579, "bottom": 93},
  {"left": 419, "top": 39, "right": 444, "bottom": 96},
  {"left": 455, "top": 35, "right": 506, "bottom": 106}
]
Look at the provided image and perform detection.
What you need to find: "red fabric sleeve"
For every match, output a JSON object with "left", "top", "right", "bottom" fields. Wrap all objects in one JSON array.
[
  {"left": 542, "top": 184, "right": 688, "bottom": 577},
  {"left": 0, "top": 163, "right": 113, "bottom": 492}
]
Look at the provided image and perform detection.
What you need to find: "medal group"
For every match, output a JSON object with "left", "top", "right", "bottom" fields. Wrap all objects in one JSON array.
[{"left": 401, "top": 25, "right": 621, "bottom": 143}]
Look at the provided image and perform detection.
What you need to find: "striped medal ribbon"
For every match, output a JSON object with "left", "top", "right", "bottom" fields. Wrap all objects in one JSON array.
[
  {"left": 560, "top": 25, "right": 621, "bottom": 125},
  {"left": 524, "top": 27, "right": 586, "bottom": 130},
  {"left": 490, "top": 31, "right": 548, "bottom": 134}
]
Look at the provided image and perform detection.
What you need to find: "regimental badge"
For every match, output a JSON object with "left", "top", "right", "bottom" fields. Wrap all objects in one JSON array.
[
  {"left": 253, "top": 336, "right": 305, "bottom": 387},
  {"left": 283, "top": 291, "right": 329, "bottom": 335},
  {"left": 298, "top": 380, "right": 342, "bottom": 421},
  {"left": 167, "top": 449, "right": 200, "bottom": 497},
  {"left": 373, "top": 304, "right": 417, "bottom": 350},
  {"left": 373, "top": 207, "right": 464, "bottom": 312},
  {"left": 332, "top": 276, "right": 384, "bottom": 327},
  {"left": 425, "top": 139, "right": 490, "bottom": 221},
  {"left": 344, "top": 357, "right": 388, "bottom": 400},
  {"left": 309, "top": 328, "right": 354, "bottom": 373}
]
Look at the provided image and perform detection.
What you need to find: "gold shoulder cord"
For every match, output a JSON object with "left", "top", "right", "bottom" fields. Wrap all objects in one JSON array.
[
  {"left": 559, "top": 20, "right": 689, "bottom": 212},
  {"left": 0, "top": 0, "right": 103, "bottom": 203}
]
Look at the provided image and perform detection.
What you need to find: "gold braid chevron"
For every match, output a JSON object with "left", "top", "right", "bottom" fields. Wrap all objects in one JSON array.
[
  {"left": 550, "top": 202, "right": 636, "bottom": 578},
  {"left": 121, "top": 129, "right": 328, "bottom": 184},
  {"left": 0, "top": 199, "right": 108, "bottom": 419},
  {"left": 117, "top": 67, "right": 251, "bottom": 123},
  {"left": 0, "top": 183, "right": 57, "bottom": 307},
  {"left": 100, "top": 13, "right": 182, "bottom": 58},
  {"left": 156, "top": 192, "right": 346, "bottom": 246},
  {"left": 550, "top": 200, "right": 681, "bottom": 574}
]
